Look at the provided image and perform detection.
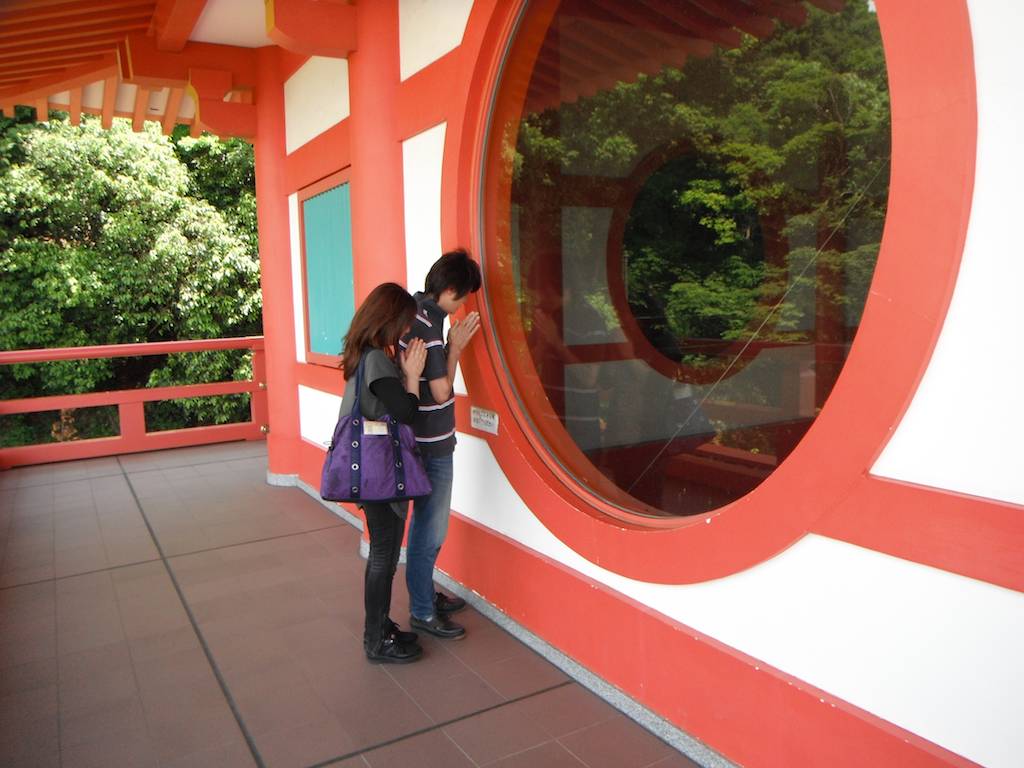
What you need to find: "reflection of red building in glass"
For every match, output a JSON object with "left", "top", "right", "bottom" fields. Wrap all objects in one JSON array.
[{"left": 2, "top": 2, "right": 1022, "bottom": 766}]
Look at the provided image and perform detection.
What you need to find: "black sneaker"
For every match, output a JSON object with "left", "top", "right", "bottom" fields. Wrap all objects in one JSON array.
[
  {"left": 387, "top": 618, "right": 418, "bottom": 645},
  {"left": 435, "top": 591, "right": 466, "bottom": 615},
  {"left": 410, "top": 613, "right": 466, "bottom": 640},
  {"left": 366, "top": 633, "right": 423, "bottom": 664}
]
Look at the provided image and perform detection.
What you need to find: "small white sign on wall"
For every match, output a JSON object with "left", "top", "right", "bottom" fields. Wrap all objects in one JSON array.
[{"left": 470, "top": 406, "right": 499, "bottom": 435}]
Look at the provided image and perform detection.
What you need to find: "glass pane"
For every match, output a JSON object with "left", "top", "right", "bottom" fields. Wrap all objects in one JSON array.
[
  {"left": 486, "top": 1, "right": 890, "bottom": 517},
  {"left": 304, "top": 182, "right": 355, "bottom": 357}
]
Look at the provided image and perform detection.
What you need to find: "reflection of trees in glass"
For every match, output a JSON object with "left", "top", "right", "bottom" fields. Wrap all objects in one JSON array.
[
  {"left": 514, "top": 1, "right": 890, "bottom": 367},
  {"left": 505, "top": 1, "right": 890, "bottom": 515},
  {"left": 626, "top": 155, "right": 763, "bottom": 355}
]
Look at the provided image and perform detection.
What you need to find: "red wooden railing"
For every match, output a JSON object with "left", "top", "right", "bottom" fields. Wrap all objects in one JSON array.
[{"left": 0, "top": 337, "right": 268, "bottom": 469}]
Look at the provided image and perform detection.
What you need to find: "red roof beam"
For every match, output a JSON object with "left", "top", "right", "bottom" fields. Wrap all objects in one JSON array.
[
  {"left": 688, "top": 0, "right": 776, "bottom": 39},
  {"left": 806, "top": 0, "right": 845, "bottom": 12},
  {"left": 587, "top": 0, "right": 717, "bottom": 56},
  {"left": 634, "top": 0, "right": 743, "bottom": 48},
  {"left": 150, "top": 0, "right": 207, "bottom": 52},
  {"left": 0, "top": 67, "right": 71, "bottom": 88},
  {"left": 523, "top": 56, "right": 564, "bottom": 91},
  {"left": 554, "top": 32, "right": 641, "bottom": 90},
  {"left": 188, "top": 66, "right": 255, "bottom": 137},
  {"left": 0, "top": 54, "right": 116, "bottom": 101},
  {"left": 161, "top": 84, "right": 183, "bottom": 134},
  {"left": 0, "top": 5, "right": 153, "bottom": 40},
  {"left": 266, "top": 0, "right": 357, "bottom": 58},
  {"left": 0, "top": 55, "right": 116, "bottom": 85},
  {"left": 0, "top": 32, "right": 130, "bottom": 59},
  {"left": 746, "top": 0, "right": 808, "bottom": 28},
  {"left": 0, "top": 0, "right": 155, "bottom": 25},
  {"left": 131, "top": 83, "right": 150, "bottom": 130},
  {"left": 0, "top": 19, "right": 150, "bottom": 51},
  {"left": 68, "top": 87, "right": 82, "bottom": 124},
  {"left": 101, "top": 74, "right": 117, "bottom": 127},
  {"left": 533, "top": 39, "right": 608, "bottom": 83},
  {"left": 562, "top": 0, "right": 641, "bottom": 34},
  {"left": 564, "top": 0, "right": 712, "bottom": 56},
  {"left": 121, "top": 33, "right": 257, "bottom": 88},
  {"left": 565, "top": 16, "right": 669, "bottom": 67},
  {"left": 577, "top": 18, "right": 681, "bottom": 70},
  {"left": 0, "top": 0, "right": 153, "bottom": 30}
]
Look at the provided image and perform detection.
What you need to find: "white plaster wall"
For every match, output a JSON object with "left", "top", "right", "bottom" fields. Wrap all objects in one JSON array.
[
  {"left": 114, "top": 83, "right": 137, "bottom": 114},
  {"left": 298, "top": 385, "right": 341, "bottom": 448},
  {"left": 871, "top": 0, "right": 1024, "bottom": 507},
  {"left": 399, "top": 0, "right": 474, "bottom": 81},
  {"left": 402, "top": 122, "right": 446, "bottom": 293},
  {"left": 81, "top": 81, "right": 104, "bottom": 110},
  {"left": 190, "top": 0, "right": 272, "bottom": 47},
  {"left": 179, "top": 92, "right": 196, "bottom": 120},
  {"left": 450, "top": 433, "right": 1024, "bottom": 768},
  {"left": 146, "top": 87, "right": 169, "bottom": 116},
  {"left": 284, "top": 57, "right": 350, "bottom": 155},
  {"left": 288, "top": 193, "right": 307, "bottom": 364},
  {"left": 453, "top": 362, "right": 467, "bottom": 395}
]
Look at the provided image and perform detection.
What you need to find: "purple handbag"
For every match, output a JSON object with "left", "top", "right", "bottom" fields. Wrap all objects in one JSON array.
[{"left": 320, "top": 358, "right": 432, "bottom": 504}]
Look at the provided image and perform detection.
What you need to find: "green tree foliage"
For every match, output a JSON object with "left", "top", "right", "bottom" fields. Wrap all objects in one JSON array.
[
  {"left": 171, "top": 126, "right": 258, "bottom": 257},
  {"left": 0, "top": 111, "right": 260, "bottom": 445}
]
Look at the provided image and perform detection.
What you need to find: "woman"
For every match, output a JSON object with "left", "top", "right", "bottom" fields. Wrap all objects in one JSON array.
[{"left": 340, "top": 282, "right": 427, "bottom": 663}]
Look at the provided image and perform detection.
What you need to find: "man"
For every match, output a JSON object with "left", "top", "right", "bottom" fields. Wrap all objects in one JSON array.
[{"left": 402, "top": 249, "right": 482, "bottom": 639}]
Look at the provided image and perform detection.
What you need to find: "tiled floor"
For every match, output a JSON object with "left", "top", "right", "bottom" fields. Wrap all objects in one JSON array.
[{"left": 0, "top": 442, "right": 698, "bottom": 768}]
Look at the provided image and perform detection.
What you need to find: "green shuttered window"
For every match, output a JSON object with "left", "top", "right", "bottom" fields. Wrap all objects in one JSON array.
[{"left": 302, "top": 178, "right": 354, "bottom": 362}]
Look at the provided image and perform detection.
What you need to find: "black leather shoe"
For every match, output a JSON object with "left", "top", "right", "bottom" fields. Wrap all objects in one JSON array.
[
  {"left": 366, "top": 634, "right": 423, "bottom": 664},
  {"left": 435, "top": 591, "right": 466, "bottom": 615},
  {"left": 387, "top": 618, "right": 418, "bottom": 645},
  {"left": 410, "top": 613, "right": 466, "bottom": 640}
]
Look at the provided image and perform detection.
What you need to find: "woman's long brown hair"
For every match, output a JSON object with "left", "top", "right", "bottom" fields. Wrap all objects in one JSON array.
[{"left": 341, "top": 282, "right": 417, "bottom": 379}]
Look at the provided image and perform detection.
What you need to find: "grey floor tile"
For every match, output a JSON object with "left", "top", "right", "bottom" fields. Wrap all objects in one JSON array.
[{"left": 0, "top": 444, "right": 686, "bottom": 768}]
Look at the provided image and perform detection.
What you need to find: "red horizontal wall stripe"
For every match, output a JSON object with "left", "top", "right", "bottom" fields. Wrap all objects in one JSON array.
[
  {"left": 294, "top": 360, "right": 344, "bottom": 395},
  {"left": 814, "top": 475, "right": 1024, "bottom": 592},
  {"left": 283, "top": 119, "right": 351, "bottom": 193},
  {"left": 395, "top": 47, "right": 459, "bottom": 139},
  {"left": 438, "top": 512, "right": 978, "bottom": 768}
]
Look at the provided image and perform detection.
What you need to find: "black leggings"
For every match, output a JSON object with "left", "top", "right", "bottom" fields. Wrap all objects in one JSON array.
[{"left": 362, "top": 502, "right": 407, "bottom": 650}]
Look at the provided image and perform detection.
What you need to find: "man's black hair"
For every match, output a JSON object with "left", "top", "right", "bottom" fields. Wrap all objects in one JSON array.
[{"left": 424, "top": 248, "right": 482, "bottom": 300}]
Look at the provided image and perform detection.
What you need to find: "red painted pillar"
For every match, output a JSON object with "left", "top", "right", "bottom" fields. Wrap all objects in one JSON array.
[
  {"left": 348, "top": 0, "right": 406, "bottom": 294},
  {"left": 254, "top": 46, "right": 302, "bottom": 475}
]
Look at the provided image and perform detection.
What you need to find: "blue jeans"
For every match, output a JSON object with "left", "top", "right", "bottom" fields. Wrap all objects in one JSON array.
[{"left": 405, "top": 453, "right": 453, "bottom": 620}]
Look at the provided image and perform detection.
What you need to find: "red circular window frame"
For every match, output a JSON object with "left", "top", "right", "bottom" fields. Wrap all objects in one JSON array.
[{"left": 446, "top": 0, "right": 978, "bottom": 583}]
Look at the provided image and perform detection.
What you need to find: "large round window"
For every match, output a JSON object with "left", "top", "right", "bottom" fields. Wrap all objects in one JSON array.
[{"left": 483, "top": 1, "right": 891, "bottom": 519}]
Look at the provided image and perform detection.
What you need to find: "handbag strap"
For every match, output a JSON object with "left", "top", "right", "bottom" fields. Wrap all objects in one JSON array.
[
  {"left": 388, "top": 417, "right": 409, "bottom": 495},
  {"left": 345, "top": 357, "right": 366, "bottom": 500},
  {"left": 351, "top": 355, "right": 365, "bottom": 418},
  {"left": 345, "top": 351, "right": 408, "bottom": 500}
]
